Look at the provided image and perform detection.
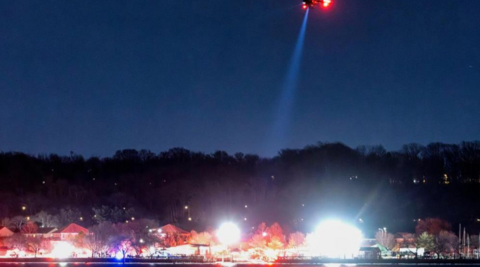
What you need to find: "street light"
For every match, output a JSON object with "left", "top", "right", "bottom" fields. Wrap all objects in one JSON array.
[{"left": 378, "top": 227, "right": 387, "bottom": 238}]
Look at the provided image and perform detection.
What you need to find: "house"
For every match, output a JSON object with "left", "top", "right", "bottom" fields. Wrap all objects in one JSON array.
[
  {"left": 0, "top": 227, "right": 14, "bottom": 237},
  {"left": 53, "top": 223, "right": 89, "bottom": 240},
  {"left": 23, "top": 227, "right": 58, "bottom": 238},
  {"left": 150, "top": 224, "right": 190, "bottom": 244},
  {"left": 394, "top": 232, "right": 416, "bottom": 251},
  {"left": 159, "top": 224, "right": 189, "bottom": 236}
]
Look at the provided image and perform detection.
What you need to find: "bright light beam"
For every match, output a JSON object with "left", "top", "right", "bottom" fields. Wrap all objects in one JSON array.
[
  {"left": 312, "top": 220, "right": 362, "bottom": 258},
  {"left": 268, "top": 9, "right": 309, "bottom": 154}
]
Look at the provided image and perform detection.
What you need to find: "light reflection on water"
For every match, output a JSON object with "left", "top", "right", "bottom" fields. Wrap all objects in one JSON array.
[{"left": 3, "top": 264, "right": 479, "bottom": 267}]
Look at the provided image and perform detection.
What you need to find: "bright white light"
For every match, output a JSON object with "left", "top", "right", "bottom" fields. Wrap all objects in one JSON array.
[
  {"left": 149, "top": 246, "right": 155, "bottom": 254},
  {"left": 51, "top": 242, "right": 74, "bottom": 258},
  {"left": 217, "top": 222, "right": 241, "bottom": 245},
  {"left": 115, "top": 251, "right": 124, "bottom": 260},
  {"left": 312, "top": 220, "right": 362, "bottom": 258}
]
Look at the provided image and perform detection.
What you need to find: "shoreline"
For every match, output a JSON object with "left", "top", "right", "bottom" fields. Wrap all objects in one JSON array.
[{"left": 3, "top": 258, "right": 480, "bottom": 265}]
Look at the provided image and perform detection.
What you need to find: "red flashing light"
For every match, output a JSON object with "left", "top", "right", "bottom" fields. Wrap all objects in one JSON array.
[
  {"left": 302, "top": 4, "right": 307, "bottom": 9},
  {"left": 323, "top": 0, "right": 331, "bottom": 7}
]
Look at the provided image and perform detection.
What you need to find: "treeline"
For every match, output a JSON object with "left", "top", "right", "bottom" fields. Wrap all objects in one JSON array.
[{"left": 1, "top": 141, "right": 480, "bottom": 234}]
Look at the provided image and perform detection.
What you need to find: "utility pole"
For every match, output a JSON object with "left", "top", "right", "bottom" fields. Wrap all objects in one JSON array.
[
  {"left": 458, "top": 224, "right": 462, "bottom": 257},
  {"left": 468, "top": 235, "right": 470, "bottom": 259}
]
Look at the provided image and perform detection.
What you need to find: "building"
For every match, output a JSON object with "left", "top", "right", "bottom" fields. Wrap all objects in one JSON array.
[
  {"left": 53, "top": 223, "right": 89, "bottom": 240},
  {"left": 0, "top": 227, "right": 14, "bottom": 238},
  {"left": 150, "top": 224, "right": 190, "bottom": 245},
  {"left": 23, "top": 227, "right": 58, "bottom": 238},
  {"left": 358, "top": 246, "right": 381, "bottom": 259}
]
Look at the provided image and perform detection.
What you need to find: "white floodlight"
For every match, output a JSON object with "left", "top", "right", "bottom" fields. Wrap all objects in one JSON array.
[
  {"left": 312, "top": 220, "right": 362, "bottom": 258},
  {"left": 217, "top": 222, "right": 241, "bottom": 245}
]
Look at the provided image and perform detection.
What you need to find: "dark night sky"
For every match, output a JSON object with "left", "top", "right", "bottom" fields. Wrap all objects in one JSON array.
[{"left": 1, "top": 0, "right": 479, "bottom": 157}]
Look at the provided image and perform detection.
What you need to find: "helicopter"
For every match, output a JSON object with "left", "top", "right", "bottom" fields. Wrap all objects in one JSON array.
[{"left": 302, "top": 0, "right": 332, "bottom": 9}]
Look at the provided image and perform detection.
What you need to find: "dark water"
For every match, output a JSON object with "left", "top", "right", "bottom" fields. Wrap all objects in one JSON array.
[
  {"left": 2, "top": 264, "right": 480, "bottom": 267},
  {"left": 3, "top": 263, "right": 480, "bottom": 267}
]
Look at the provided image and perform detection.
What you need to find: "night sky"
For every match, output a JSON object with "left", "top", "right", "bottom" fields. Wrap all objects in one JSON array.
[{"left": 1, "top": 0, "right": 479, "bottom": 157}]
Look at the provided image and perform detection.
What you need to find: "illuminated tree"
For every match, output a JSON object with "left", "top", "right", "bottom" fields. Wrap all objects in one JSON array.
[
  {"left": 255, "top": 222, "right": 267, "bottom": 235},
  {"left": 73, "top": 231, "right": 86, "bottom": 248},
  {"left": 268, "top": 236, "right": 285, "bottom": 251},
  {"left": 288, "top": 232, "right": 305, "bottom": 250},
  {"left": 115, "top": 219, "right": 158, "bottom": 256},
  {"left": 416, "top": 232, "right": 436, "bottom": 252},
  {"left": 267, "top": 223, "right": 284, "bottom": 241},
  {"left": 415, "top": 218, "right": 452, "bottom": 236},
  {"left": 189, "top": 231, "right": 213, "bottom": 245},
  {"left": 21, "top": 222, "right": 39, "bottom": 234},
  {"left": 249, "top": 234, "right": 267, "bottom": 251}
]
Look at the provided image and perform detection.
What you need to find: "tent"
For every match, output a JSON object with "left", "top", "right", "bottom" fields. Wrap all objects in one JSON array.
[{"left": 372, "top": 244, "right": 389, "bottom": 254}]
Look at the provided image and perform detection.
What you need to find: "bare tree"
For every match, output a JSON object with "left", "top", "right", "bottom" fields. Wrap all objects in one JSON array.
[
  {"left": 86, "top": 221, "right": 115, "bottom": 257},
  {"left": 26, "top": 236, "right": 49, "bottom": 257},
  {"left": 5, "top": 233, "right": 27, "bottom": 251},
  {"left": 436, "top": 231, "right": 457, "bottom": 255},
  {"left": 59, "top": 208, "right": 81, "bottom": 226},
  {"left": 375, "top": 231, "right": 396, "bottom": 249},
  {"left": 9, "top": 216, "right": 27, "bottom": 230},
  {"left": 32, "top": 211, "right": 60, "bottom": 228}
]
